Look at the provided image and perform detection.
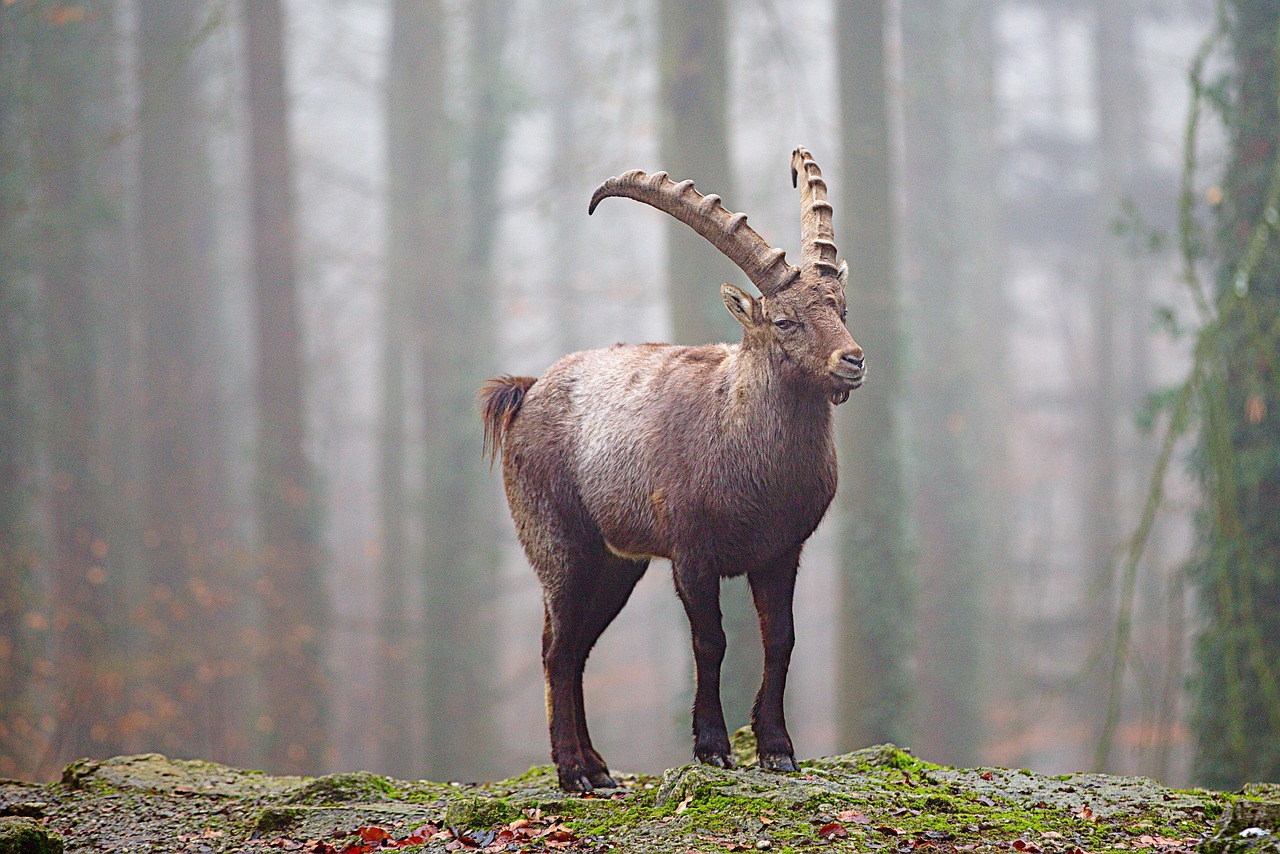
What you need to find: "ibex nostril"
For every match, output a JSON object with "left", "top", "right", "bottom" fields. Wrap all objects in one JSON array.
[{"left": 842, "top": 352, "right": 864, "bottom": 370}]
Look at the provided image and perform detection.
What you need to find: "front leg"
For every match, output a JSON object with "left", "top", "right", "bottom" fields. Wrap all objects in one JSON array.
[
  {"left": 748, "top": 553, "right": 800, "bottom": 773},
  {"left": 673, "top": 560, "right": 733, "bottom": 768}
]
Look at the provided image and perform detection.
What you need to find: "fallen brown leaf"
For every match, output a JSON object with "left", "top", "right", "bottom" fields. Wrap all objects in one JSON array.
[{"left": 818, "top": 822, "right": 849, "bottom": 839}]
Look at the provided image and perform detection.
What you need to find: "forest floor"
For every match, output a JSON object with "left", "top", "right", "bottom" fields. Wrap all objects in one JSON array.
[{"left": 1, "top": 738, "right": 1278, "bottom": 854}]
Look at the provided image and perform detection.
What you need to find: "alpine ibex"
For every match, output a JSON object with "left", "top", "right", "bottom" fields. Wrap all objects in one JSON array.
[{"left": 480, "top": 147, "right": 864, "bottom": 792}]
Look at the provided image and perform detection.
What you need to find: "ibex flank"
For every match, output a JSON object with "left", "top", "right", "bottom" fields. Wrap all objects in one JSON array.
[{"left": 479, "top": 147, "right": 864, "bottom": 792}]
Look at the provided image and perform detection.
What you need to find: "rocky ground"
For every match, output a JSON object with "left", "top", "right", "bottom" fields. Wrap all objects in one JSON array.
[{"left": 2, "top": 738, "right": 1278, "bottom": 854}]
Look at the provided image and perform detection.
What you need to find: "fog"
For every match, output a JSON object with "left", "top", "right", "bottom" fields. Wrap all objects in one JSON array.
[{"left": 0, "top": 0, "right": 1238, "bottom": 787}]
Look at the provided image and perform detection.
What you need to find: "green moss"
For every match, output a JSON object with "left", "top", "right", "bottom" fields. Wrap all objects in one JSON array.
[
  {"left": 730, "top": 726, "right": 759, "bottom": 768},
  {"left": 57, "top": 759, "right": 103, "bottom": 793},
  {"left": 566, "top": 794, "right": 656, "bottom": 836},
  {"left": 443, "top": 796, "right": 519, "bottom": 829},
  {"left": 12, "top": 749, "right": 1249, "bottom": 854},
  {"left": 0, "top": 817, "right": 63, "bottom": 854},
  {"left": 285, "top": 771, "right": 398, "bottom": 805},
  {"left": 254, "top": 807, "right": 304, "bottom": 835},
  {"left": 500, "top": 765, "right": 559, "bottom": 787}
]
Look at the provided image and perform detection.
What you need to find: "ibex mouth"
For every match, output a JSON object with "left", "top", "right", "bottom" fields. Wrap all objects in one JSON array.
[
  {"left": 827, "top": 371, "right": 863, "bottom": 405},
  {"left": 830, "top": 368, "right": 864, "bottom": 388}
]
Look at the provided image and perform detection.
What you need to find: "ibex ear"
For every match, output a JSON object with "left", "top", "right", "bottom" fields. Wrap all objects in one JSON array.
[
  {"left": 837, "top": 259, "right": 849, "bottom": 292},
  {"left": 720, "top": 283, "right": 758, "bottom": 328}
]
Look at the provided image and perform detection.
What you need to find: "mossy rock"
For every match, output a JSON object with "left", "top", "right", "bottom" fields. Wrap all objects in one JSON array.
[
  {"left": 254, "top": 806, "right": 306, "bottom": 835},
  {"left": 1244, "top": 785, "right": 1280, "bottom": 801},
  {"left": 0, "top": 817, "right": 62, "bottom": 854},
  {"left": 1200, "top": 798, "right": 1280, "bottom": 854},
  {"left": 284, "top": 771, "right": 397, "bottom": 805},
  {"left": 0, "top": 749, "right": 1250, "bottom": 854},
  {"left": 255, "top": 803, "right": 438, "bottom": 842},
  {"left": 444, "top": 795, "right": 519, "bottom": 829},
  {"left": 807, "top": 743, "right": 932, "bottom": 777},
  {"left": 59, "top": 754, "right": 296, "bottom": 798},
  {"left": 655, "top": 760, "right": 864, "bottom": 812},
  {"left": 731, "top": 726, "right": 758, "bottom": 768}
]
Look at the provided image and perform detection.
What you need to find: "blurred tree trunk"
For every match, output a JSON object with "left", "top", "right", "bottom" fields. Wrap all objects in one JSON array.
[
  {"left": 1191, "top": 0, "right": 1280, "bottom": 788},
  {"left": 1088, "top": 0, "right": 1147, "bottom": 773},
  {"left": 137, "top": 0, "right": 240, "bottom": 764},
  {"left": 376, "top": 328, "right": 411, "bottom": 776},
  {"left": 546, "top": 0, "right": 583, "bottom": 356},
  {"left": 954, "top": 0, "right": 1010, "bottom": 767},
  {"left": 657, "top": 0, "right": 740, "bottom": 348},
  {"left": 378, "top": 0, "right": 441, "bottom": 779},
  {"left": 835, "top": 0, "right": 912, "bottom": 749},
  {"left": 0, "top": 0, "right": 41, "bottom": 777},
  {"left": 416, "top": 0, "right": 505, "bottom": 781},
  {"left": 30, "top": 0, "right": 126, "bottom": 772},
  {"left": 657, "top": 0, "right": 761, "bottom": 735},
  {"left": 242, "top": 0, "right": 329, "bottom": 775},
  {"left": 1076, "top": 0, "right": 1132, "bottom": 771},
  {"left": 900, "top": 0, "right": 996, "bottom": 767}
]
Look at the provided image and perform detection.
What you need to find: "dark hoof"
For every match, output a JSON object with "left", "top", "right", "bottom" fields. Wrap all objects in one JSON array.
[
  {"left": 696, "top": 750, "right": 736, "bottom": 770},
  {"left": 587, "top": 769, "right": 618, "bottom": 789},
  {"left": 557, "top": 767, "right": 595, "bottom": 792},
  {"left": 759, "top": 753, "right": 800, "bottom": 773}
]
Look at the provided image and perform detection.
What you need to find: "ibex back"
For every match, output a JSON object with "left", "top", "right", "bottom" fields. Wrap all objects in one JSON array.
[{"left": 480, "top": 148, "right": 864, "bottom": 792}]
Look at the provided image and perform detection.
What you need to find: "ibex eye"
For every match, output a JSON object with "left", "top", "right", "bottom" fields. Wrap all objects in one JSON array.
[{"left": 774, "top": 318, "right": 796, "bottom": 330}]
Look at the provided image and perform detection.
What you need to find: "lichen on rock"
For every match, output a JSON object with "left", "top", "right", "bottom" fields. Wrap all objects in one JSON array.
[{"left": 0, "top": 816, "right": 63, "bottom": 854}]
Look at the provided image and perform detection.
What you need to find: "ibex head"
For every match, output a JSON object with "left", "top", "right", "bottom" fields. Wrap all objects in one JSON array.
[{"left": 589, "top": 146, "right": 864, "bottom": 405}]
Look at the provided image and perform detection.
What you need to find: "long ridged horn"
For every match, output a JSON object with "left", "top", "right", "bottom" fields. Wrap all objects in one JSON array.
[
  {"left": 589, "top": 169, "right": 800, "bottom": 296},
  {"left": 790, "top": 147, "right": 840, "bottom": 277}
]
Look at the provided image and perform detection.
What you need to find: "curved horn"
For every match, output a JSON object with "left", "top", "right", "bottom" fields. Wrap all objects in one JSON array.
[
  {"left": 790, "top": 147, "right": 840, "bottom": 277},
  {"left": 589, "top": 169, "right": 800, "bottom": 296}
]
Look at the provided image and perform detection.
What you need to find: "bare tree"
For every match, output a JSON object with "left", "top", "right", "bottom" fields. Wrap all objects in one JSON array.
[
  {"left": 657, "top": 0, "right": 761, "bottom": 731},
  {"left": 242, "top": 0, "right": 330, "bottom": 774},
  {"left": 31, "top": 0, "right": 124, "bottom": 771},
  {"left": 417, "top": 0, "right": 507, "bottom": 780},
  {"left": 900, "top": 0, "right": 1001, "bottom": 767},
  {"left": 835, "top": 0, "right": 912, "bottom": 748},
  {"left": 0, "top": 0, "right": 40, "bottom": 777},
  {"left": 377, "top": 0, "right": 448, "bottom": 779}
]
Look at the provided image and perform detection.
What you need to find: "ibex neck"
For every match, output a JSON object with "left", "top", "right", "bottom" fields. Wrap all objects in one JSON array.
[{"left": 723, "top": 343, "right": 829, "bottom": 426}]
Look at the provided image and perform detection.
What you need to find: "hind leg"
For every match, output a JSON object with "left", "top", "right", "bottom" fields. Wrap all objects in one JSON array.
[
  {"left": 572, "top": 555, "right": 649, "bottom": 788},
  {"left": 506, "top": 457, "right": 604, "bottom": 790},
  {"left": 540, "top": 562, "right": 598, "bottom": 792}
]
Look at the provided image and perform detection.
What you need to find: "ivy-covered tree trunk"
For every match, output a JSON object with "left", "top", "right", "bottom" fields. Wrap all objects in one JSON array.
[
  {"left": 1191, "top": 0, "right": 1280, "bottom": 788},
  {"left": 835, "top": 0, "right": 912, "bottom": 749},
  {"left": 243, "top": 0, "right": 330, "bottom": 775}
]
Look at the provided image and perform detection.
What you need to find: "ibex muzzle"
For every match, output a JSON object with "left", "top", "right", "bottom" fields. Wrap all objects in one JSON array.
[{"left": 480, "top": 147, "right": 863, "bottom": 791}]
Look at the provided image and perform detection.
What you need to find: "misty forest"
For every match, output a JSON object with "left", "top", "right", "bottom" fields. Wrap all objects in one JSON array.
[{"left": 2, "top": 0, "right": 1279, "bottom": 794}]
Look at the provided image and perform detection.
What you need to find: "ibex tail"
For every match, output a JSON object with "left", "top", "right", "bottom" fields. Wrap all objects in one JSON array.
[{"left": 479, "top": 375, "right": 537, "bottom": 466}]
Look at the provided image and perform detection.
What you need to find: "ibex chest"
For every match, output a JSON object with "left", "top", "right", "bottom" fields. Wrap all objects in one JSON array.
[{"left": 579, "top": 402, "right": 837, "bottom": 571}]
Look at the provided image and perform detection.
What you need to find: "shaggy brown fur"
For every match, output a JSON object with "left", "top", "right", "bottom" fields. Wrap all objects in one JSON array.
[{"left": 481, "top": 148, "right": 864, "bottom": 792}]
